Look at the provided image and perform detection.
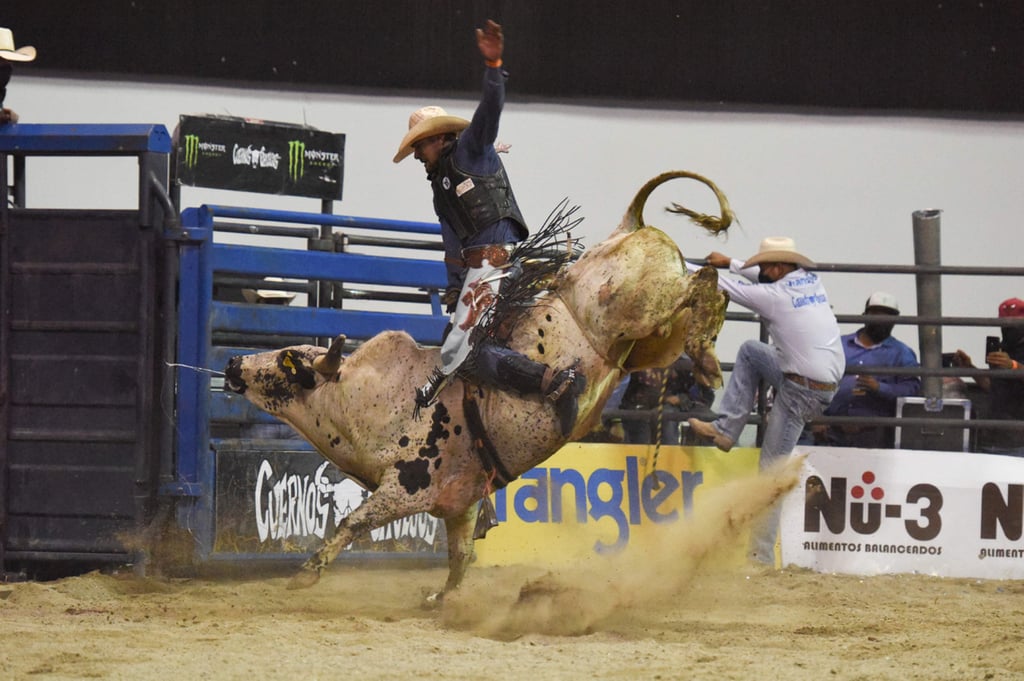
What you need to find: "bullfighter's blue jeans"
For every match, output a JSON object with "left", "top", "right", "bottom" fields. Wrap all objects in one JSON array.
[{"left": 712, "top": 339, "right": 836, "bottom": 562}]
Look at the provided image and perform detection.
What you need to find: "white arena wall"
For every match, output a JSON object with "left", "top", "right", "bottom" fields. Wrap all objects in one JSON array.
[{"left": 9, "top": 75, "right": 1024, "bottom": 362}]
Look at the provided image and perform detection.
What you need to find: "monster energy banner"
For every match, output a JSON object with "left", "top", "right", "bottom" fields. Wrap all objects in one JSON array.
[{"left": 175, "top": 114, "right": 345, "bottom": 200}]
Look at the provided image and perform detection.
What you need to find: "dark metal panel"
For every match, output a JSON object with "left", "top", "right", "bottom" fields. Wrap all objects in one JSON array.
[
  {"left": 5, "top": 516, "right": 133, "bottom": 555},
  {"left": 8, "top": 404, "right": 138, "bottom": 436},
  {"left": 9, "top": 356, "right": 139, "bottom": 406},
  {"left": 6, "top": 440, "right": 137, "bottom": 468},
  {"left": 10, "top": 275, "right": 140, "bottom": 326},
  {"left": 7, "top": 465, "right": 136, "bottom": 516},
  {"left": 2, "top": 209, "right": 159, "bottom": 569},
  {"left": 8, "top": 210, "right": 142, "bottom": 262},
  {"left": 9, "top": 330, "right": 139, "bottom": 356}
]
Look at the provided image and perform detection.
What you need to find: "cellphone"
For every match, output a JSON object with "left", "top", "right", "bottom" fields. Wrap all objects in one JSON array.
[
  {"left": 941, "top": 352, "right": 955, "bottom": 368},
  {"left": 986, "top": 336, "right": 1001, "bottom": 355}
]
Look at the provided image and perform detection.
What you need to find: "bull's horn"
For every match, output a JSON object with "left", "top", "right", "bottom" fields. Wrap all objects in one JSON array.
[
  {"left": 619, "top": 170, "right": 735, "bottom": 235},
  {"left": 313, "top": 334, "right": 347, "bottom": 376}
]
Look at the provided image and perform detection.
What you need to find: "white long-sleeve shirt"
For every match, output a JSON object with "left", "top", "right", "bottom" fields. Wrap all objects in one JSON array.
[{"left": 688, "top": 259, "right": 846, "bottom": 383}]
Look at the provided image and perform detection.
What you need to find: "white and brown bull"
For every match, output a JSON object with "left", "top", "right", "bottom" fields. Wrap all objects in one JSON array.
[{"left": 224, "top": 171, "right": 732, "bottom": 601}]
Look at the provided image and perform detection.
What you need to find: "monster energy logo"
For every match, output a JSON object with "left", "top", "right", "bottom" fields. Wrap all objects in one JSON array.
[
  {"left": 182, "top": 134, "right": 226, "bottom": 169},
  {"left": 288, "top": 140, "right": 306, "bottom": 182},
  {"left": 183, "top": 134, "right": 200, "bottom": 169}
]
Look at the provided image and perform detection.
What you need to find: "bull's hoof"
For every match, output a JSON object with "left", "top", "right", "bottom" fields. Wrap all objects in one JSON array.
[
  {"left": 286, "top": 568, "right": 321, "bottom": 590},
  {"left": 421, "top": 590, "right": 445, "bottom": 610}
]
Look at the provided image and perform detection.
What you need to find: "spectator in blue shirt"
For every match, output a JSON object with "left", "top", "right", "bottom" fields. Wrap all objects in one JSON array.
[{"left": 810, "top": 291, "right": 921, "bottom": 448}]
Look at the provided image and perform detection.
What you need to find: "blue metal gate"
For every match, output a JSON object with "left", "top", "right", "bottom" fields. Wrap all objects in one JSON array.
[{"left": 167, "top": 204, "right": 450, "bottom": 566}]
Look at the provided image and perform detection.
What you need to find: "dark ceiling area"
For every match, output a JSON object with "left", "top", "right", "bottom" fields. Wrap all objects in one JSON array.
[{"left": 4, "top": 2, "right": 1022, "bottom": 116}]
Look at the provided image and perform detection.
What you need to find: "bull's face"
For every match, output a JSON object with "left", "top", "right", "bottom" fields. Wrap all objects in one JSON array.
[{"left": 224, "top": 335, "right": 346, "bottom": 414}]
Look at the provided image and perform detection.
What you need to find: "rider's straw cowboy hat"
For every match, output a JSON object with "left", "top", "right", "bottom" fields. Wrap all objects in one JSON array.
[
  {"left": 393, "top": 106, "right": 469, "bottom": 163},
  {"left": 0, "top": 28, "right": 36, "bottom": 62},
  {"left": 743, "top": 236, "right": 815, "bottom": 269}
]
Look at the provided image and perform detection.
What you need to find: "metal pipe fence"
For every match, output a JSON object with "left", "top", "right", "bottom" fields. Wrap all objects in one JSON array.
[
  {"left": 205, "top": 206, "right": 1023, "bottom": 454},
  {"left": 607, "top": 256, "right": 1024, "bottom": 453}
]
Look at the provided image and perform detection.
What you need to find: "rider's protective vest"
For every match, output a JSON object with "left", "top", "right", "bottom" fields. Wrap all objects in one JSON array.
[{"left": 431, "top": 146, "right": 528, "bottom": 242}]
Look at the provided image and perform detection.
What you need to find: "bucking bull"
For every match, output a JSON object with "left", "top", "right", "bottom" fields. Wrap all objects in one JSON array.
[{"left": 224, "top": 171, "right": 733, "bottom": 602}]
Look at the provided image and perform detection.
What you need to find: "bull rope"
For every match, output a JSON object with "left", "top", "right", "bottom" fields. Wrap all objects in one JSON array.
[
  {"left": 645, "top": 367, "right": 670, "bottom": 489},
  {"left": 164, "top": 361, "right": 225, "bottom": 376}
]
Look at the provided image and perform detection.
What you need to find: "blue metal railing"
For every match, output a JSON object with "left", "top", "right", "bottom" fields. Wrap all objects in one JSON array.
[
  {"left": 168, "top": 204, "right": 448, "bottom": 493},
  {"left": 167, "top": 203, "right": 450, "bottom": 559}
]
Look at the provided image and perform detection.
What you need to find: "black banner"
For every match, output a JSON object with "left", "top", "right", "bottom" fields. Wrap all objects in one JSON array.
[
  {"left": 213, "top": 443, "right": 446, "bottom": 556},
  {"left": 175, "top": 115, "right": 345, "bottom": 201},
  {"left": 6, "top": 3, "right": 1023, "bottom": 116}
]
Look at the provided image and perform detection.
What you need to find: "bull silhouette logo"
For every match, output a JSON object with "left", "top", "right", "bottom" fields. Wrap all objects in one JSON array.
[
  {"left": 288, "top": 140, "right": 306, "bottom": 182},
  {"left": 183, "top": 134, "right": 200, "bottom": 169}
]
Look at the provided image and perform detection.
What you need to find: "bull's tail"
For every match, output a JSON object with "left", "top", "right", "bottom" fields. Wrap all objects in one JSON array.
[{"left": 619, "top": 170, "right": 735, "bottom": 235}]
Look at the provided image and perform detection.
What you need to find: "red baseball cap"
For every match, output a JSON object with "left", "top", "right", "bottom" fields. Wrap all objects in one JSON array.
[{"left": 998, "top": 298, "right": 1024, "bottom": 318}]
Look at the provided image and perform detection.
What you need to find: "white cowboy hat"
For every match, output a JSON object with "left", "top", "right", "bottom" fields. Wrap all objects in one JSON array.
[
  {"left": 0, "top": 28, "right": 36, "bottom": 62},
  {"left": 242, "top": 277, "right": 297, "bottom": 304},
  {"left": 743, "top": 236, "right": 815, "bottom": 269},
  {"left": 392, "top": 106, "right": 469, "bottom": 163}
]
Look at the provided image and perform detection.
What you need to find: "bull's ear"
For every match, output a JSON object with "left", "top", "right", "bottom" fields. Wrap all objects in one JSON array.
[{"left": 278, "top": 349, "right": 317, "bottom": 390}]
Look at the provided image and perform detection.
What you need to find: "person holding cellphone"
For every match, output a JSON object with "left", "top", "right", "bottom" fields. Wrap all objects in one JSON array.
[{"left": 952, "top": 297, "right": 1024, "bottom": 455}]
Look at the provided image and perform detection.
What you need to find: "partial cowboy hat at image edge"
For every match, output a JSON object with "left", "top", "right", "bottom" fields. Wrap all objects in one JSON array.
[
  {"left": 865, "top": 291, "right": 900, "bottom": 314},
  {"left": 393, "top": 106, "right": 469, "bottom": 163},
  {"left": 0, "top": 28, "right": 36, "bottom": 62},
  {"left": 743, "top": 236, "right": 815, "bottom": 269}
]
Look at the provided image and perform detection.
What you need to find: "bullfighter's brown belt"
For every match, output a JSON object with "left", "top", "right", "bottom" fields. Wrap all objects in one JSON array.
[
  {"left": 784, "top": 373, "right": 837, "bottom": 391},
  {"left": 461, "top": 244, "right": 513, "bottom": 269}
]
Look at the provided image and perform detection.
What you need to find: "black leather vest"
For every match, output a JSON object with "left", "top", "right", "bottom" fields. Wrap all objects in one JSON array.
[{"left": 431, "top": 146, "right": 527, "bottom": 242}]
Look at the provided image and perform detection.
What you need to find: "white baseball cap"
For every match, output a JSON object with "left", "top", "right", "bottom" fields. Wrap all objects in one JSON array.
[{"left": 865, "top": 291, "right": 899, "bottom": 313}]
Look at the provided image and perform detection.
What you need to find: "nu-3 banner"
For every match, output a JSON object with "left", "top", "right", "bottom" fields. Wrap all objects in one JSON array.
[
  {"left": 782, "top": 446, "right": 1024, "bottom": 580},
  {"left": 175, "top": 114, "right": 345, "bottom": 200}
]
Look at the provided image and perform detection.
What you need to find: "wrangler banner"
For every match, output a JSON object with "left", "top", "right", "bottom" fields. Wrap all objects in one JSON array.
[
  {"left": 474, "top": 443, "right": 760, "bottom": 567},
  {"left": 175, "top": 114, "right": 345, "bottom": 200}
]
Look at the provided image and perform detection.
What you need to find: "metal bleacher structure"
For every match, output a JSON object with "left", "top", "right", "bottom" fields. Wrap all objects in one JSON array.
[{"left": 2, "top": 120, "right": 1023, "bottom": 580}]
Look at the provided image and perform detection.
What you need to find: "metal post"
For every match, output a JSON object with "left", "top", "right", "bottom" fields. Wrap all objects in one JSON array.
[
  {"left": 313, "top": 198, "right": 335, "bottom": 347},
  {"left": 912, "top": 209, "right": 943, "bottom": 407},
  {"left": 0, "top": 151, "right": 8, "bottom": 577},
  {"left": 12, "top": 156, "right": 25, "bottom": 208}
]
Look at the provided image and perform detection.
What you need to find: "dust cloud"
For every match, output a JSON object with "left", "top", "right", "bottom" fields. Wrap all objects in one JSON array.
[{"left": 441, "top": 454, "right": 806, "bottom": 638}]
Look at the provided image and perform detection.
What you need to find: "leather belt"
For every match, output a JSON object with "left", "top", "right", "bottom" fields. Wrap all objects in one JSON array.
[
  {"left": 461, "top": 244, "right": 513, "bottom": 269},
  {"left": 784, "top": 373, "right": 837, "bottom": 391}
]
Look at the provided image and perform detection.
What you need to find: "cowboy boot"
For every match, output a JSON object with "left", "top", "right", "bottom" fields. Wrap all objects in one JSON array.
[{"left": 496, "top": 354, "right": 586, "bottom": 437}]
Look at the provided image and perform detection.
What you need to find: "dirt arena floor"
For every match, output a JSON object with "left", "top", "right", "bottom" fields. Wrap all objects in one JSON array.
[{"left": 4, "top": 460, "right": 1023, "bottom": 680}]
